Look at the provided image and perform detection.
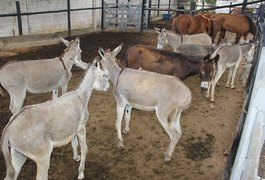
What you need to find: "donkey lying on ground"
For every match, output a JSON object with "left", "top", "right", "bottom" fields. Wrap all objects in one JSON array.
[
  {"left": 99, "top": 44, "right": 192, "bottom": 161},
  {"left": 124, "top": 44, "right": 210, "bottom": 81},
  {"left": 1, "top": 59, "right": 110, "bottom": 180},
  {"left": 155, "top": 27, "right": 212, "bottom": 52},
  {"left": 0, "top": 37, "right": 88, "bottom": 114},
  {"left": 200, "top": 43, "right": 256, "bottom": 102}
]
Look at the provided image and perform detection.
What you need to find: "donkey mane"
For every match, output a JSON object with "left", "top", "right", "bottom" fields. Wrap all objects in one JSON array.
[{"left": 148, "top": 47, "right": 202, "bottom": 61}]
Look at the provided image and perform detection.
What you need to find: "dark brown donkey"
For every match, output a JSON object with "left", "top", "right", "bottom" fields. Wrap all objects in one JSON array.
[{"left": 123, "top": 44, "right": 212, "bottom": 82}]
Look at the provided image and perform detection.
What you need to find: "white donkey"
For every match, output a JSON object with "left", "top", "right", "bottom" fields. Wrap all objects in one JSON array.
[
  {"left": 98, "top": 44, "right": 192, "bottom": 161},
  {"left": 200, "top": 43, "right": 256, "bottom": 102},
  {"left": 1, "top": 59, "right": 110, "bottom": 180},
  {"left": 0, "top": 37, "right": 88, "bottom": 114},
  {"left": 155, "top": 27, "right": 212, "bottom": 52}
]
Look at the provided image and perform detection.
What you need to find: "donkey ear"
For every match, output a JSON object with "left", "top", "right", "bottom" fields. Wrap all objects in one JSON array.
[
  {"left": 98, "top": 48, "right": 105, "bottom": 58},
  {"left": 75, "top": 36, "right": 80, "bottom": 44},
  {"left": 112, "top": 43, "right": 123, "bottom": 57},
  {"left": 213, "top": 54, "right": 220, "bottom": 63},
  {"left": 154, "top": 27, "right": 161, "bottom": 33},
  {"left": 60, "top": 37, "right": 70, "bottom": 47},
  {"left": 203, "top": 54, "right": 211, "bottom": 62}
]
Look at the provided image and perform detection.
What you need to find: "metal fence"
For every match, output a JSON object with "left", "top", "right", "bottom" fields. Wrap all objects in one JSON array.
[
  {"left": 221, "top": 4, "right": 265, "bottom": 179},
  {"left": 0, "top": 0, "right": 264, "bottom": 37}
]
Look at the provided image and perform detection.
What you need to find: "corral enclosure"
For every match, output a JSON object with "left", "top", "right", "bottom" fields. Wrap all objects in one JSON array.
[{"left": 0, "top": 29, "right": 246, "bottom": 179}]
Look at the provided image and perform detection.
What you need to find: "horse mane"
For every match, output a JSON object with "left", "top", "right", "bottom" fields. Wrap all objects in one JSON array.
[{"left": 244, "top": 15, "right": 256, "bottom": 36}]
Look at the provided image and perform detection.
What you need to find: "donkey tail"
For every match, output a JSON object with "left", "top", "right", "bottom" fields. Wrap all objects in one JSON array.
[
  {"left": 1, "top": 135, "right": 15, "bottom": 179},
  {"left": 245, "top": 15, "right": 256, "bottom": 36}
]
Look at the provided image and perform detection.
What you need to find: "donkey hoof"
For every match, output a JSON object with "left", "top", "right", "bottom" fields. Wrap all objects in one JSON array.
[
  {"left": 77, "top": 172, "right": 84, "bottom": 179},
  {"left": 225, "top": 84, "right": 229, "bottom": 88},
  {"left": 164, "top": 155, "right": 171, "bottom": 162},
  {"left": 73, "top": 155, "right": 81, "bottom": 161},
  {"left": 123, "top": 129, "right": 129, "bottom": 135},
  {"left": 231, "top": 85, "right": 235, "bottom": 89},
  {"left": 118, "top": 142, "right": 124, "bottom": 150},
  {"left": 210, "top": 99, "right": 215, "bottom": 102}
]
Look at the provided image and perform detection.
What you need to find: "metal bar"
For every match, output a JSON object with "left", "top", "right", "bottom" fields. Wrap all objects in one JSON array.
[
  {"left": 16, "top": 1, "right": 22, "bottom": 35},
  {"left": 67, "top": 0, "right": 71, "bottom": 37},
  {"left": 157, "top": 0, "right": 160, "bottom": 16},
  {"left": 101, "top": 0, "right": 104, "bottom": 30},
  {"left": 140, "top": 0, "right": 145, "bottom": 32}
]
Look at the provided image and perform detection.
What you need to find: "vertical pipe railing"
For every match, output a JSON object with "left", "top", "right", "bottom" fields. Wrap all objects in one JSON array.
[
  {"left": 140, "top": 0, "right": 145, "bottom": 32},
  {"left": 67, "top": 0, "right": 71, "bottom": 37},
  {"left": 157, "top": 0, "right": 160, "bottom": 16},
  {"left": 16, "top": 1, "right": 23, "bottom": 35},
  {"left": 101, "top": 0, "right": 104, "bottom": 30}
]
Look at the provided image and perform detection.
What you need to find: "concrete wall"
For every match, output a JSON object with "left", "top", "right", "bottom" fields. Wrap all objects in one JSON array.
[
  {"left": 0, "top": 0, "right": 170, "bottom": 38},
  {"left": 0, "top": 0, "right": 102, "bottom": 37}
]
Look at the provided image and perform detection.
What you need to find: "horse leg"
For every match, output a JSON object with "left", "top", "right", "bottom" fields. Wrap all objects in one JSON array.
[
  {"left": 123, "top": 105, "right": 132, "bottom": 134},
  {"left": 11, "top": 148, "right": 27, "bottom": 179},
  {"left": 116, "top": 103, "right": 126, "bottom": 148},
  {"left": 235, "top": 33, "right": 243, "bottom": 44},
  {"left": 156, "top": 108, "right": 182, "bottom": 161},
  {"left": 76, "top": 126, "right": 88, "bottom": 180},
  {"left": 218, "top": 29, "right": 226, "bottom": 44},
  {"left": 71, "top": 136, "right": 80, "bottom": 161}
]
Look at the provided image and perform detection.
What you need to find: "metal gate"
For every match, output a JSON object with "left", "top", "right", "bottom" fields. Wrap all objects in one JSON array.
[{"left": 103, "top": 2, "right": 146, "bottom": 31}]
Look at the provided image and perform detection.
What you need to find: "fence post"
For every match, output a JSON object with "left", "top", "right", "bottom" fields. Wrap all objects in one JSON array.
[
  {"left": 157, "top": 0, "right": 160, "bottom": 16},
  {"left": 189, "top": 1, "right": 196, "bottom": 15},
  {"left": 67, "top": 0, "right": 71, "bottom": 37},
  {"left": 101, "top": 0, "right": 104, "bottom": 30},
  {"left": 15, "top": 1, "right": 23, "bottom": 35},
  {"left": 140, "top": 0, "right": 146, "bottom": 32}
]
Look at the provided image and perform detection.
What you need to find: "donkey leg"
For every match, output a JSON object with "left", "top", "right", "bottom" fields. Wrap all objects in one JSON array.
[
  {"left": 206, "top": 81, "right": 212, "bottom": 98},
  {"left": 76, "top": 127, "right": 88, "bottom": 180},
  {"left": 164, "top": 111, "right": 182, "bottom": 161},
  {"left": 9, "top": 90, "right": 26, "bottom": 114},
  {"left": 52, "top": 89, "right": 59, "bottom": 99},
  {"left": 155, "top": 108, "right": 182, "bottom": 161},
  {"left": 210, "top": 67, "right": 226, "bottom": 102},
  {"left": 35, "top": 152, "right": 52, "bottom": 180},
  {"left": 11, "top": 148, "right": 27, "bottom": 179},
  {"left": 123, "top": 105, "right": 132, "bottom": 134},
  {"left": 116, "top": 104, "right": 126, "bottom": 148},
  {"left": 226, "top": 67, "right": 233, "bottom": 87},
  {"left": 71, "top": 136, "right": 80, "bottom": 161},
  {"left": 61, "top": 84, "right": 68, "bottom": 95},
  {"left": 230, "top": 61, "right": 241, "bottom": 89},
  {"left": 235, "top": 33, "right": 243, "bottom": 44}
]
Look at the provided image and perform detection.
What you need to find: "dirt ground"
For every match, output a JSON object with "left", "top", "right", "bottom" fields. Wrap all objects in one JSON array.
[{"left": 0, "top": 26, "right": 247, "bottom": 179}]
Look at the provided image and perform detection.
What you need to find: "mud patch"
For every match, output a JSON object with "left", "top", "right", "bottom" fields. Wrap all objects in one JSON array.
[{"left": 182, "top": 134, "right": 215, "bottom": 161}]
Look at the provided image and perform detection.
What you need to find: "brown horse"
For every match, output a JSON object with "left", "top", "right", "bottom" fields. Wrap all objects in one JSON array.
[
  {"left": 123, "top": 44, "right": 214, "bottom": 82},
  {"left": 211, "top": 14, "right": 256, "bottom": 44},
  {"left": 171, "top": 14, "right": 213, "bottom": 36}
]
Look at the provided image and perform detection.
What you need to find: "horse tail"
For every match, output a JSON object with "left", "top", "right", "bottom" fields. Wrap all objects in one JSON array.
[
  {"left": 1, "top": 134, "right": 15, "bottom": 178},
  {"left": 208, "top": 16, "right": 215, "bottom": 38},
  {"left": 171, "top": 18, "right": 181, "bottom": 34},
  {"left": 245, "top": 15, "right": 256, "bottom": 36}
]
